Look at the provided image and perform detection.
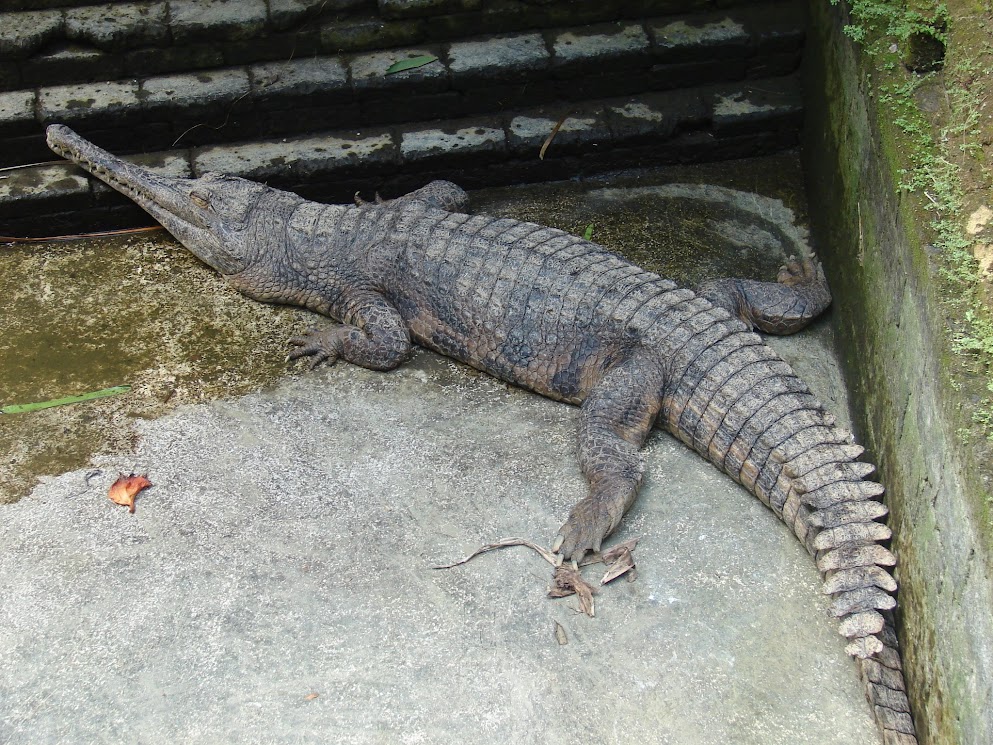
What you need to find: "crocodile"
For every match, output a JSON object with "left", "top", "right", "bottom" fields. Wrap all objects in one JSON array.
[{"left": 47, "top": 124, "right": 917, "bottom": 744}]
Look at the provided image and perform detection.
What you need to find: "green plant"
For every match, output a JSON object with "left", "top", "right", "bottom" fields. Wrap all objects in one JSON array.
[{"left": 832, "top": 0, "right": 949, "bottom": 45}]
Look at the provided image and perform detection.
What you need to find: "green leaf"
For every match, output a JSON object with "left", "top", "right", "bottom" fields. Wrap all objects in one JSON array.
[
  {"left": 583, "top": 224, "right": 594, "bottom": 241},
  {"left": 385, "top": 55, "right": 438, "bottom": 75},
  {"left": 1, "top": 385, "right": 131, "bottom": 414}
]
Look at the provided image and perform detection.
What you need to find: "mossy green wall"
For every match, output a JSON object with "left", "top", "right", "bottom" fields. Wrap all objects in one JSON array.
[{"left": 803, "top": 2, "right": 993, "bottom": 743}]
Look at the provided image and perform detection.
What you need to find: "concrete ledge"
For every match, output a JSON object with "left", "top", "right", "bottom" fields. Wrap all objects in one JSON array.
[{"left": 64, "top": 2, "right": 170, "bottom": 51}]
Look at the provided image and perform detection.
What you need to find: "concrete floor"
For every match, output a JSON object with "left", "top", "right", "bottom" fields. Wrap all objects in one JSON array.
[{"left": 0, "top": 165, "right": 881, "bottom": 744}]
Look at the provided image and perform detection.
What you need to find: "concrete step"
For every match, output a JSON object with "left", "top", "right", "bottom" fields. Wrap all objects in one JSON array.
[
  {"left": 0, "top": 2, "right": 804, "bottom": 166},
  {"left": 0, "top": 75, "right": 802, "bottom": 236},
  {"left": 1, "top": 1, "right": 781, "bottom": 92}
]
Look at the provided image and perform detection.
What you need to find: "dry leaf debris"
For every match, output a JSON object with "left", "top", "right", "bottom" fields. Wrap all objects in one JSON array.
[
  {"left": 435, "top": 536, "right": 639, "bottom": 617},
  {"left": 107, "top": 473, "right": 152, "bottom": 513}
]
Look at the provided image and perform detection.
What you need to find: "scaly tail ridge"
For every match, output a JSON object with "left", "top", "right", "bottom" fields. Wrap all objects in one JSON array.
[
  {"left": 664, "top": 319, "right": 918, "bottom": 743},
  {"left": 772, "top": 431, "right": 918, "bottom": 743},
  {"left": 858, "top": 622, "right": 918, "bottom": 744}
]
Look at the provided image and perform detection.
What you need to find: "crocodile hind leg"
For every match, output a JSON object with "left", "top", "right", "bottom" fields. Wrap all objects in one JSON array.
[
  {"left": 697, "top": 254, "right": 832, "bottom": 335},
  {"left": 553, "top": 353, "right": 664, "bottom": 563}
]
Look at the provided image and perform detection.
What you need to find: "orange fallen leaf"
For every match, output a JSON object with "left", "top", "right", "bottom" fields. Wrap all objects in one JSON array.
[
  {"left": 304, "top": 692, "right": 320, "bottom": 701},
  {"left": 108, "top": 473, "right": 151, "bottom": 513}
]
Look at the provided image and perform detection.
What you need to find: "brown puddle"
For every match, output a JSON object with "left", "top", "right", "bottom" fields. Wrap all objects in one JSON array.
[{"left": 0, "top": 231, "right": 302, "bottom": 503}]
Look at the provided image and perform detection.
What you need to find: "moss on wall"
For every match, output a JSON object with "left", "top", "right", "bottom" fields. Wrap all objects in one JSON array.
[{"left": 803, "top": 2, "right": 993, "bottom": 742}]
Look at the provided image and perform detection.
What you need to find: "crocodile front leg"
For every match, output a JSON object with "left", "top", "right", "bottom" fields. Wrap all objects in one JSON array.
[
  {"left": 289, "top": 291, "right": 412, "bottom": 371},
  {"left": 554, "top": 351, "right": 665, "bottom": 562}
]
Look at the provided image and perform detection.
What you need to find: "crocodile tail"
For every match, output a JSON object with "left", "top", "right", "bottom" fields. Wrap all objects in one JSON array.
[
  {"left": 663, "top": 324, "right": 917, "bottom": 743},
  {"left": 773, "top": 437, "right": 918, "bottom": 743}
]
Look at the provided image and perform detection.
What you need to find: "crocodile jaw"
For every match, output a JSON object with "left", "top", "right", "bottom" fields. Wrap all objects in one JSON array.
[{"left": 46, "top": 124, "right": 244, "bottom": 275}]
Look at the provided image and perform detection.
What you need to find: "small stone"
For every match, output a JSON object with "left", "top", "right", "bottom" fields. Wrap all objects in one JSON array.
[
  {"left": 269, "top": 0, "right": 365, "bottom": 31},
  {"left": 507, "top": 105, "right": 608, "bottom": 155},
  {"left": 551, "top": 22, "right": 648, "bottom": 70},
  {"left": 605, "top": 89, "right": 706, "bottom": 142},
  {"left": 379, "top": 0, "right": 481, "bottom": 20},
  {"left": 320, "top": 17, "right": 425, "bottom": 54},
  {"left": 193, "top": 131, "right": 398, "bottom": 180},
  {"left": 966, "top": 205, "right": 992, "bottom": 235},
  {"left": 973, "top": 243, "right": 993, "bottom": 276},
  {"left": 709, "top": 77, "right": 802, "bottom": 135},
  {"left": 649, "top": 16, "right": 748, "bottom": 61},
  {"left": 141, "top": 69, "right": 251, "bottom": 110},
  {"left": 0, "top": 90, "right": 37, "bottom": 135},
  {"left": 0, "top": 164, "right": 89, "bottom": 207},
  {"left": 250, "top": 57, "right": 349, "bottom": 99},
  {"left": 447, "top": 33, "right": 549, "bottom": 83},
  {"left": 350, "top": 48, "right": 447, "bottom": 92},
  {"left": 24, "top": 45, "right": 124, "bottom": 89}
]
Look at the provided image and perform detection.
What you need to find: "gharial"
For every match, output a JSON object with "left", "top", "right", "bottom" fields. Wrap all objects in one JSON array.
[{"left": 47, "top": 124, "right": 917, "bottom": 744}]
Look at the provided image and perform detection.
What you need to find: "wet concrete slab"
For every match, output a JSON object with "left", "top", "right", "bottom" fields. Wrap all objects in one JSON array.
[{"left": 0, "top": 158, "right": 881, "bottom": 743}]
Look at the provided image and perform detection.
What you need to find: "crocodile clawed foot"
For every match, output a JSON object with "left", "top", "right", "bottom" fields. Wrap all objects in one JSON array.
[
  {"left": 288, "top": 328, "right": 345, "bottom": 368},
  {"left": 353, "top": 191, "right": 386, "bottom": 207},
  {"left": 777, "top": 252, "right": 823, "bottom": 287},
  {"left": 554, "top": 497, "right": 615, "bottom": 564}
]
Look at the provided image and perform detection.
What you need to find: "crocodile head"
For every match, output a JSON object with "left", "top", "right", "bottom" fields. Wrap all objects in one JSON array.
[{"left": 47, "top": 124, "right": 266, "bottom": 276}]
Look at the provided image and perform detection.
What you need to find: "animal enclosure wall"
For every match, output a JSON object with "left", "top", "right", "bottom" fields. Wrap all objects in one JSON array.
[{"left": 802, "top": 2, "right": 993, "bottom": 743}]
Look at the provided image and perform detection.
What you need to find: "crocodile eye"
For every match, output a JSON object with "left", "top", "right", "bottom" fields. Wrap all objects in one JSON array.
[{"left": 190, "top": 192, "right": 211, "bottom": 210}]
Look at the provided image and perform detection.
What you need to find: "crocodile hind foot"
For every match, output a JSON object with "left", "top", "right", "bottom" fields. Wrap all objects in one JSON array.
[
  {"left": 552, "top": 494, "right": 624, "bottom": 563},
  {"left": 777, "top": 252, "right": 825, "bottom": 287},
  {"left": 354, "top": 180, "right": 469, "bottom": 212}
]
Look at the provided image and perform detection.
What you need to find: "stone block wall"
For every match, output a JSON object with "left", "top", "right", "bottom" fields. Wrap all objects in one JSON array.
[
  {"left": 1, "top": 0, "right": 806, "bottom": 235},
  {"left": 803, "top": 2, "right": 993, "bottom": 743}
]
